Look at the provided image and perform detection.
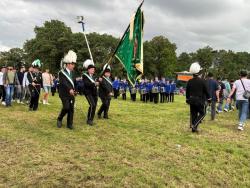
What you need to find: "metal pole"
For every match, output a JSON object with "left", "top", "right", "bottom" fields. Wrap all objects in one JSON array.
[{"left": 80, "top": 22, "right": 94, "bottom": 63}]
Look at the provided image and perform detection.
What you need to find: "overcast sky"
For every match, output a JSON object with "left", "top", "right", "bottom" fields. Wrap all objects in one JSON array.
[{"left": 1, "top": 0, "right": 250, "bottom": 54}]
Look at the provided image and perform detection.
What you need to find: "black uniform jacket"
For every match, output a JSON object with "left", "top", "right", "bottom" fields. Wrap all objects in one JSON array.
[
  {"left": 82, "top": 73, "right": 97, "bottom": 96},
  {"left": 27, "top": 71, "right": 43, "bottom": 88},
  {"left": 58, "top": 69, "right": 75, "bottom": 98},
  {"left": 99, "top": 76, "right": 113, "bottom": 99},
  {"left": 186, "top": 76, "right": 210, "bottom": 105}
]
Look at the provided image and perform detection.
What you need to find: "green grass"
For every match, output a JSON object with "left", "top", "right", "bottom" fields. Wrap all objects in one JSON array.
[{"left": 0, "top": 94, "right": 249, "bottom": 187}]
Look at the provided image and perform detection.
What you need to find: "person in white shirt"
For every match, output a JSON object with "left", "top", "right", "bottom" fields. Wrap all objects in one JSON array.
[
  {"left": 42, "top": 69, "right": 53, "bottom": 105},
  {"left": 227, "top": 70, "right": 250, "bottom": 131},
  {"left": 22, "top": 67, "right": 32, "bottom": 104}
]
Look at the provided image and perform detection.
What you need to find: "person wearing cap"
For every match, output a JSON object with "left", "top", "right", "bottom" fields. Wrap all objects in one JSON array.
[
  {"left": 57, "top": 51, "right": 77, "bottom": 130},
  {"left": 82, "top": 59, "right": 99, "bottom": 126},
  {"left": 97, "top": 64, "right": 113, "bottom": 119},
  {"left": 27, "top": 60, "right": 43, "bottom": 111},
  {"left": 186, "top": 62, "right": 211, "bottom": 132}
]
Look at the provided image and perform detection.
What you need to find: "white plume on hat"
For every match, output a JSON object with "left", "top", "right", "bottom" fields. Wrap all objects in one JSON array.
[
  {"left": 189, "top": 62, "right": 202, "bottom": 74},
  {"left": 83, "top": 59, "right": 94, "bottom": 69},
  {"left": 103, "top": 63, "right": 111, "bottom": 71},
  {"left": 63, "top": 50, "right": 77, "bottom": 64},
  {"left": 32, "top": 59, "right": 41, "bottom": 68}
]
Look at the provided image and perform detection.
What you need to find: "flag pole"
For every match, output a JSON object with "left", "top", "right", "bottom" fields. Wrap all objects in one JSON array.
[
  {"left": 77, "top": 17, "right": 94, "bottom": 63},
  {"left": 107, "top": 0, "right": 144, "bottom": 65}
]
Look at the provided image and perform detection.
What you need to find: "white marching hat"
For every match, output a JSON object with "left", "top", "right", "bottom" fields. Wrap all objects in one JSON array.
[
  {"left": 63, "top": 50, "right": 77, "bottom": 64},
  {"left": 103, "top": 63, "right": 111, "bottom": 72},
  {"left": 83, "top": 59, "right": 95, "bottom": 69},
  {"left": 189, "top": 62, "right": 202, "bottom": 74}
]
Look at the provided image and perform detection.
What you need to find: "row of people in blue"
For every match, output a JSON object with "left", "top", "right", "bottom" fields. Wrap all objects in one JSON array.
[{"left": 112, "top": 77, "right": 176, "bottom": 104}]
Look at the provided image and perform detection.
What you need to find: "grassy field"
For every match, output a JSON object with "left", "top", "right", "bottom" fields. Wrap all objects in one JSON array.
[{"left": 0, "top": 94, "right": 249, "bottom": 187}]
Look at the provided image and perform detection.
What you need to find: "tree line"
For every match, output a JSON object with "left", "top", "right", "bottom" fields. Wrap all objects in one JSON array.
[{"left": 0, "top": 20, "right": 249, "bottom": 80}]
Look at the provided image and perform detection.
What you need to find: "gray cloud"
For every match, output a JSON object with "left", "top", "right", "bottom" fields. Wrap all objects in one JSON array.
[{"left": 1, "top": 0, "right": 250, "bottom": 54}]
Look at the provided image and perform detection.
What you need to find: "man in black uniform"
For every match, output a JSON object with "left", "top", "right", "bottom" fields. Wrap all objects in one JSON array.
[
  {"left": 27, "top": 59, "right": 43, "bottom": 111},
  {"left": 82, "top": 59, "right": 99, "bottom": 126},
  {"left": 186, "top": 62, "right": 211, "bottom": 132},
  {"left": 97, "top": 64, "right": 113, "bottom": 119},
  {"left": 57, "top": 50, "right": 77, "bottom": 130}
]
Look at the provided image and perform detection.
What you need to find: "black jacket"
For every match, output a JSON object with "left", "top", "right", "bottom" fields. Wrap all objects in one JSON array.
[
  {"left": 186, "top": 76, "right": 210, "bottom": 104},
  {"left": 27, "top": 71, "right": 43, "bottom": 88},
  {"left": 58, "top": 69, "right": 75, "bottom": 98},
  {"left": 82, "top": 73, "right": 97, "bottom": 96},
  {"left": 99, "top": 76, "right": 113, "bottom": 99}
]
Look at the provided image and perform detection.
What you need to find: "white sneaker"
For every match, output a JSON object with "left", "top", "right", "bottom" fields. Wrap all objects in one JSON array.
[
  {"left": 238, "top": 123, "right": 244, "bottom": 131},
  {"left": 17, "top": 99, "right": 20, "bottom": 104},
  {"left": 42, "top": 100, "right": 46, "bottom": 104},
  {"left": 224, "top": 109, "right": 228, "bottom": 112},
  {"left": 2, "top": 101, "right": 6, "bottom": 106},
  {"left": 46, "top": 102, "right": 51, "bottom": 105}
]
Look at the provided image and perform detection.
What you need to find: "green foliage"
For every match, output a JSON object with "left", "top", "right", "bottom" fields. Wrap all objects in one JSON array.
[
  {"left": 0, "top": 48, "right": 25, "bottom": 67},
  {"left": 144, "top": 36, "right": 177, "bottom": 78}
]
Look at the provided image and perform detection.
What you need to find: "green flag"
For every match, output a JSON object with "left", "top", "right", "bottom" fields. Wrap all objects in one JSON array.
[{"left": 115, "top": 4, "right": 144, "bottom": 86}]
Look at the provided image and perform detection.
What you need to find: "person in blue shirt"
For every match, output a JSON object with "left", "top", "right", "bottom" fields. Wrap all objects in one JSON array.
[
  {"left": 170, "top": 80, "right": 176, "bottom": 102},
  {"left": 165, "top": 80, "right": 171, "bottom": 102},
  {"left": 120, "top": 78, "right": 128, "bottom": 100},
  {"left": 112, "top": 76, "right": 120, "bottom": 99},
  {"left": 152, "top": 77, "right": 160, "bottom": 104},
  {"left": 144, "top": 78, "right": 150, "bottom": 102},
  {"left": 140, "top": 79, "right": 148, "bottom": 102},
  {"left": 147, "top": 79, "right": 154, "bottom": 102},
  {"left": 160, "top": 77, "right": 166, "bottom": 103},
  {"left": 129, "top": 83, "right": 137, "bottom": 101},
  {"left": 206, "top": 72, "right": 220, "bottom": 120}
]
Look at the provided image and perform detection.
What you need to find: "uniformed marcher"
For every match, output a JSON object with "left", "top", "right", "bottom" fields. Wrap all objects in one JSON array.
[
  {"left": 160, "top": 77, "right": 166, "bottom": 103},
  {"left": 57, "top": 50, "right": 77, "bottom": 129},
  {"left": 186, "top": 62, "right": 211, "bottom": 132},
  {"left": 27, "top": 59, "right": 43, "bottom": 111},
  {"left": 97, "top": 64, "right": 113, "bottom": 119},
  {"left": 82, "top": 59, "right": 98, "bottom": 126}
]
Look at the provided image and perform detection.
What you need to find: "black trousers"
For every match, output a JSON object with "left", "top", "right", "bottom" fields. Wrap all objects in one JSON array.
[
  {"left": 114, "top": 89, "right": 119, "bottom": 99},
  {"left": 131, "top": 93, "right": 136, "bottom": 101},
  {"left": 190, "top": 103, "right": 206, "bottom": 130},
  {"left": 153, "top": 93, "right": 159, "bottom": 104},
  {"left": 0, "top": 85, "right": 6, "bottom": 101},
  {"left": 98, "top": 97, "right": 111, "bottom": 118},
  {"left": 142, "top": 94, "right": 147, "bottom": 102},
  {"left": 170, "top": 92, "right": 174, "bottom": 102},
  {"left": 122, "top": 93, "right": 126, "bottom": 100},
  {"left": 51, "top": 87, "right": 56, "bottom": 96},
  {"left": 165, "top": 93, "right": 170, "bottom": 102},
  {"left": 149, "top": 92, "right": 153, "bottom": 102},
  {"left": 160, "top": 93, "right": 165, "bottom": 103},
  {"left": 29, "top": 85, "right": 40, "bottom": 110},
  {"left": 58, "top": 97, "right": 75, "bottom": 127},
  {"left": 85, "top": 95, "right": 98, "bottom": 121}
]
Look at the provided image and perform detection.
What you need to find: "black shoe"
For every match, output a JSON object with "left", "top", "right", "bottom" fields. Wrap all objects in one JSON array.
[
  {"left": 97, "top": 114, "right": 101, "bottom": 119},
  {"left": 57, "top": 120, "right": 62, "bottom": 128},
  {"left": 67, "top": 125, "right": 73, "bottom": 130},
  {"left": 192, "top": 125, "right": 198, "bottom": 133},
  {"left": 87, "top": 120, "right": 93, "bottom": 126},
  {"left": 103, "top": 116, "right": 109, "bottom": 119}
]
